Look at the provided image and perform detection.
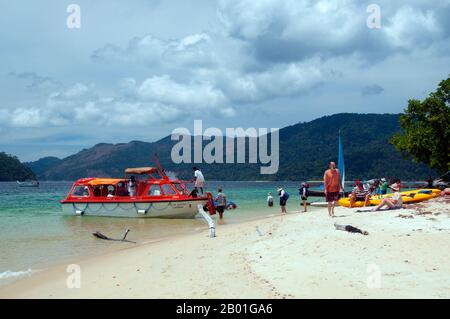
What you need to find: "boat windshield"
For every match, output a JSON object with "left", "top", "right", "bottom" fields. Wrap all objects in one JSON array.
[
  {"left": 72, "top": 186, "right": 90, "bottom": 197},
  {"left": 173, "top": 183, "right": 187, "bottom": 195},
  {"left": 148, "top": 184, "right": 162, "bottom": 196},
  {"left": 162, "top": 184, "right": 177, "bottom": 195}
]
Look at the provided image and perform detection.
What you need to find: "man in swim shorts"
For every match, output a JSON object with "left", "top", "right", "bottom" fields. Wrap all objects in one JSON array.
[{"left": 324, "top": 162, "right": 343, "bottom": 217}]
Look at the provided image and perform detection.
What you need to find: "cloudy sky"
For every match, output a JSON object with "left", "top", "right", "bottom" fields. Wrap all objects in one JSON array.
[{"left": 1, "top": 0, "right": 449, "bottom": 161}]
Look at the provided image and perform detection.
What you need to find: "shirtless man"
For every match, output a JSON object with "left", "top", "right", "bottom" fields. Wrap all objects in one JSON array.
[{"left": 323, "top": 162, "right": 343, "bottom": 217}]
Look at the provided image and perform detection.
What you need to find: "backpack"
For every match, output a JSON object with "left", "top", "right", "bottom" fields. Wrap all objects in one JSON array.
[
  {"left": 284, "top": 192, "right": 290, "bottom": 200},
  {"left": 299, "top": 186, "right": 309, "bottom": 197}
]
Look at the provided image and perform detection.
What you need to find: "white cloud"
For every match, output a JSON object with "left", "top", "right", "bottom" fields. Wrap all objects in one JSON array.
[
  {"left": 383, "top": 6, "right": 443, "bottom": 49},
  {"left": 10, "top": 108, "right": 45, "bottom": 127},
  {"left": 136, "top": 75, "right": 227, "bottom": 109},
  {"left": 211, "top": 59, "right": 324, "bottom": 103},
  {"left": 0, "top": 75, "right": 235, "bottom": 128},
  {"left": 2, "top": 0, "right": 449, "bottom": 132},
  {"left": 217, "top": 0, "right": 450, "bottom": 61},
  {"left": 92, "top": 33, "right": 214, "bottom": 68}
]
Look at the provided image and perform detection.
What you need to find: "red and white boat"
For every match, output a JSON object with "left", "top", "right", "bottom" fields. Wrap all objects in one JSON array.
[{"left": 61, "top": 157, "right": 213, "bottom": 218}]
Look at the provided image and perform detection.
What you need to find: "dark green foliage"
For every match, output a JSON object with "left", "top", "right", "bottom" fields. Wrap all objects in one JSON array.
[
  {"left": 30, "top": 113, "right": 435, "bottom": 181},
  {"left": 0, "top": 152, "right": 36, "bottom": 181},
  {"left": 391, "top": 76, "right": 450, "bottom": 173}
]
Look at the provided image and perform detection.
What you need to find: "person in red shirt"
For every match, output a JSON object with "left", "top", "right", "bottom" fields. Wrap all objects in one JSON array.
[{"left": 323, "top": 161, "right": 343, "bottom": 217}]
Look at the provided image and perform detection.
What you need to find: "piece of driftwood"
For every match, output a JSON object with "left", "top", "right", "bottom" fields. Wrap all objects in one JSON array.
[
  {"left": 334, "top": 223, "right": 369, "bottom": 235},
  {"left": 93, "top": 229, "right": 136, "bottom": 243}
]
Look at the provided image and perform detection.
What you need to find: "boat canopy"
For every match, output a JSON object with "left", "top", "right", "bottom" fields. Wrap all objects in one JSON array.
[
  {"left": 87, "top": 178, "right": 124, "bottom": 186},
  {"left": 125, "top": 167, "right": 158, "bottom": 175}
]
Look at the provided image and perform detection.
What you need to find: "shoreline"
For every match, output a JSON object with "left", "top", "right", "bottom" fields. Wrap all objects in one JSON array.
[
  {"left": 0, "top": 209, "right": 287, "bottom": 289},
  {"left": 1, "top": 197, "right": 449, "bottom": 298}
]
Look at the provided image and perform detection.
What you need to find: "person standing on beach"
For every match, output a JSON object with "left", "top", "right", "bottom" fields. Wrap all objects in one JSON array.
[
  {"left": 192, "top": 167, "right": 205, "bottom": 195},
  {"left": 214, "top": 188, "right": 227, "bottom": 220},
  {"left": 277, "top": 187, "right": 289, "bottom": 214},
  {"left": 299, "top": 182, "right": 309, "bottom": 212},
  {"left": 267, "top": 192, "right": 274, "bottom": 207},
  {"left": 323, "top": 162, "right": 343, "bottom": 217}
]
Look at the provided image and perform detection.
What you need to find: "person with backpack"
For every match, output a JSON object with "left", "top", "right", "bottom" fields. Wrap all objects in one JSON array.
[
  {"left": 299, "top": 182, "right": 309, "bottom": 213},
  {"left": 277, "top": 187, "right": 289, "bottom": 214}
]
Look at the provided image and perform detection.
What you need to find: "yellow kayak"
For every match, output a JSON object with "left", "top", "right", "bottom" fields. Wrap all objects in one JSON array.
[{"left": 338, "top": 189, "right": 440, "bottom": 208}]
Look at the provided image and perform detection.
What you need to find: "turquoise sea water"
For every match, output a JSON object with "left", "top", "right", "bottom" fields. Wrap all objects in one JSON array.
[{"left": 0, "top": 181, "right": 322, "bottom": 284}]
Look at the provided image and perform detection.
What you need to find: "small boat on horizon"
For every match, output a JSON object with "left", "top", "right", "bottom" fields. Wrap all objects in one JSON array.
[
  {"left": 17, "top": 180, "right": 40, "bottom": 187},
  {"left": 60, "top": 155, "right": 214, "bottom": 218}
]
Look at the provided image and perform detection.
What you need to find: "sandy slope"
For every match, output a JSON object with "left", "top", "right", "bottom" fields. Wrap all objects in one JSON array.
[{"left": 1, "top": 197, "right": 449, "bottom": 299}]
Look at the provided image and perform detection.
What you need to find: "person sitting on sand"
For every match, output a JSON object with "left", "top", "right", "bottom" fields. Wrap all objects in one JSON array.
[
  {"left": 372, "top": 179, "right": 403, "bottom": 211},
  {"left": 372, "top": 192, "right": 403, "bottom": 211},
  {"left": 277, "top": 187, "right": 289, "bottom": 214},
  {"left": 299, "top": 182, "right": 309, "bottom": 213},
  {"left": 389, "top": 179, "right": 402, "bottom": 193},
  {"left": 267, "top": 192, "right": 274, "bottom": 207},
  {"left": 349, "top": 180, "right": 371, "bottom": 208}
]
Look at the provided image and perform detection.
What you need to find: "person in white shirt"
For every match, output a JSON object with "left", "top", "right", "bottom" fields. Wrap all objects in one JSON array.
[
  {"left": 277, "top": 187, "right": 289, "bottom": 214},
  {"left": 192, "top": 167, "right": 205, "bottom": 194}
]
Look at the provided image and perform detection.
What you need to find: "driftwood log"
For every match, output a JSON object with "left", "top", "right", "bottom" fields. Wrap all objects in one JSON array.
[{"left": 93, "top": 229, "right": 136, "bottom": 243}]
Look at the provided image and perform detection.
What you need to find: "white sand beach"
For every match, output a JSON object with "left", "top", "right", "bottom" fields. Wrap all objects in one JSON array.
[{"left": 1, "top": 196, "right": 449, "bottom": 299}]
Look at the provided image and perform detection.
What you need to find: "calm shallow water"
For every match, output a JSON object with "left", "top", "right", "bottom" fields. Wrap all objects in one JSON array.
[{"left": 0, "top": 181, "right": 323, "bottom": 283}]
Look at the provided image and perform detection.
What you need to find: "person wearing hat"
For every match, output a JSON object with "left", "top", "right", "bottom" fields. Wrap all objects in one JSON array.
[
  {"left": 349, "top": 180, "right": 370, "bottom": 208},
  {"left": 379, "top": 178, "right": 388, "bottom": 195},
  {"left": 277, "top": 187, "right": 289, "bottom": 214},
  {"left": 323, "top": 161, "right": 343, "bottom": 217}
]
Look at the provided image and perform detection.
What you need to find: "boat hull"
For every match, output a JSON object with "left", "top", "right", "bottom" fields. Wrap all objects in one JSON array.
[{"left": 61, "top": 199, "right": 208, "bottom": 218}]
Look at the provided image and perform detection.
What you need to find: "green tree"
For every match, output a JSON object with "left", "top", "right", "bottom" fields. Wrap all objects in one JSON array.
[{"left": 391, "top": 75, "right": 450, "bottom": 173}]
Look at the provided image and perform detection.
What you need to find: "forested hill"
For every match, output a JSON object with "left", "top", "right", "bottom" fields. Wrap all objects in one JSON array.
[
  {"left": 28, "top": 113, "right": 435, "bottom": 181},
  {"left": 0, "top": 152, "right": 36, "bottom": 181}
]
